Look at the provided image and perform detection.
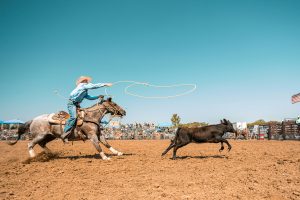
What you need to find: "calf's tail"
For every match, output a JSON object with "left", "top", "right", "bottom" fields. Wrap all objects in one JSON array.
[
  {"left": 161, "top": 127, "right": 180, "bottom": 156},
  {"left": 6, "top": 120, "right": 32, "bottom": 145}
]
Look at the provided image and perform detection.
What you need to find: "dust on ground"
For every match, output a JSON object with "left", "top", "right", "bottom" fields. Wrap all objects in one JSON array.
[{"left": 0, "top": 140, "right": 299, "bottom": 200}]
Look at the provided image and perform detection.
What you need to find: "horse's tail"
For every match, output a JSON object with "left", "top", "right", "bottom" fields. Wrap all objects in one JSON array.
[
  {"left": 7, "top": 120, "right": 32, "bottom": 145},
  {"left": 161, "top": 127, "right": 181, "bottom": 156}
]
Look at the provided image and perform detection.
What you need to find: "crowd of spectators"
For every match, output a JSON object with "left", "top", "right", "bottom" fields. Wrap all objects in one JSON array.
[
  {"left": 0, "top": 129, "right": 19, "bottom": 140},
  {"left": 0, "top": 123, "right": 176, "bottom": 141},
  {"left": 102, "top": 123, "right": 175, "bottom": 140}
]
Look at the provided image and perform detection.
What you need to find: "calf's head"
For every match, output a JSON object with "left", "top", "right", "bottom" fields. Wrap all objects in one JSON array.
[{"left": 221, "top": 119, "right": 236, "bottom": 133}]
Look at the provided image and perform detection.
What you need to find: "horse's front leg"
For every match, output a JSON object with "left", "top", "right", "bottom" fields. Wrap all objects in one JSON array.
[
  {"left": 99, "top": 135, "right": 123, "bottom": 156},
  {"left": 90, "top": 134, "right": 110, "bottom": 160}
]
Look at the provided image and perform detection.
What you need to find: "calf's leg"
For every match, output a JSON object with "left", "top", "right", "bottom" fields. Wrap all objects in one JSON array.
[
  {"left": 219, "top": 138, "right": 232, "bottom": 151},
  {"left": 172, "top": 142, "right": 190, "bottom": 160},
  {"left": 161, "top": 140, "right": 176, "bottom": 156},
  {"left": 219, "top": 141, "right": 225, "bottom": 152},
  {"left": 212, "top": 136, "right": 232, "bottom": 152}
]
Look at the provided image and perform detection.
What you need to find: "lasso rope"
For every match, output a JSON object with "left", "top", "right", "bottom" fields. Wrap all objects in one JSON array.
[
  {"left": 54, "top": 81, "right": 196, "bottom": 127},
  {"left": 54, "top": 81, "right": 197, "bottom": 100},
  {"left": 105, "top": 81, "right": 197, "bottom": 99},
  {"left": 53, "top": 90, "right": 69, "bottom": 100}
]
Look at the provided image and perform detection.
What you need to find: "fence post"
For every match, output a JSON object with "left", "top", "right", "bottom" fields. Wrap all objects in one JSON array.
[{"left": 281, "top": 122, "right": 286, "bottom": 140}]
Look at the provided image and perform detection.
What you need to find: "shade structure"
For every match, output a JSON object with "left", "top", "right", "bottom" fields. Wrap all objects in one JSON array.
[
  {"left": 157, "top": 122, "right": 172, "bottom": 127},
  {"left": 3, "top": 119, "right": 25, "bottom": 124}
]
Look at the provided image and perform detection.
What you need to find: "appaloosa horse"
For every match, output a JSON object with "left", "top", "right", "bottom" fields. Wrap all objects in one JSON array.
[{"left": 8, "top": 97, "right": 126, "bottom": 160}]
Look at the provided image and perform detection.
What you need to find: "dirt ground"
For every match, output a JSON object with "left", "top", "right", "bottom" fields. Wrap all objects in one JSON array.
[{"left": 0, "top": 140, "right": 299, "bottom": 200}]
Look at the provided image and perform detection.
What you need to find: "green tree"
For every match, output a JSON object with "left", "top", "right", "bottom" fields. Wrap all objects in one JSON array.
[
  {"left": 247, "top": 119, "right": 266, "bottom": 127},
  {"left": 171, "top": 114, "right": 181, "bottom": 127},
  {"left": 180, "top": 122, "right": 209, "bottom": 128}
]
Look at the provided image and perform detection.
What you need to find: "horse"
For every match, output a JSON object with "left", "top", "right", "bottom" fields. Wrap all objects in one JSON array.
[{"left": 8, "top": 97, "right": 126, "bottom": 160}]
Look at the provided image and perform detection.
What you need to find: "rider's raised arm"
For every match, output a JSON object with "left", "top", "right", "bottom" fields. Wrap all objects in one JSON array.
[
  {"left": 83, "top": 83, "right": 109, "bottom": 90},
  {"left": 85, "top": 94, "right": 99, "bottom": 100}
]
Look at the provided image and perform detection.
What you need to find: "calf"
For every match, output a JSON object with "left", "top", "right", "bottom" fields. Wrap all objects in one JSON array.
[{"left": 161, "top": 119, "right": 236, "bottom": 159}]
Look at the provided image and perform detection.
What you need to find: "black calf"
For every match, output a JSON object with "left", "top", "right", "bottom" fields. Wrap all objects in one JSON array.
[{"left": 162, "top": 119, "right": 236, "bottom": 159}]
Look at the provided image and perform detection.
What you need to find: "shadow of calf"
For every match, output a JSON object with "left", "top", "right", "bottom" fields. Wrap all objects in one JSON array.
[{"left": 171, "top": 154, "right": 229, "bottom": 160}]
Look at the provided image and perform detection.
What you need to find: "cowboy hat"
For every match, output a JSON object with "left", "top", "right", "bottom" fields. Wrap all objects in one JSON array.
[{"left": 76, "top": 76, "right": 92, "bottom": 85}]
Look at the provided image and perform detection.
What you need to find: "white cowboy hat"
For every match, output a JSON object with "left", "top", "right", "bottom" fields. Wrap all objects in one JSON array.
[{"left": 76, "top": 76, "right": 92, "bottom": 85}]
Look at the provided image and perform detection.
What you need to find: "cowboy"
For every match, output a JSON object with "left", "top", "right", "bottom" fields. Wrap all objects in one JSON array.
[{"left": 61, "top": 76, "right": 112, "bottom": 141}]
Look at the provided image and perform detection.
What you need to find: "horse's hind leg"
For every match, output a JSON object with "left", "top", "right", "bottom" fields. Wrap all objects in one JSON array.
[
  {"left": 90, "top": 134, "right": 110, "bottom": 160},
  {"left": 38, "top": 134, "right": 56, "bottom": 153},
  {"left": 99, "top": 135, "right": 123, "bottom": 156},
  {"left": 28, "top": 134, "right": 48, "bottom": 158}
]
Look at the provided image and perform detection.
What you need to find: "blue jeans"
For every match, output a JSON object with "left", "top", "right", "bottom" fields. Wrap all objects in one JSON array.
[{"left": 64, "top": 101, "right": 77, "bottom": 132}]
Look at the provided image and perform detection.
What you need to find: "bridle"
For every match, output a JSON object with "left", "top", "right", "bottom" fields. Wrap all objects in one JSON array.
[{"left": 83, "top": 99, "right": 124, "bottom": 124}]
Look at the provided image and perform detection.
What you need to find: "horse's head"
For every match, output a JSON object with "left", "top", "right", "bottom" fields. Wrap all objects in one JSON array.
[
  {"left": 102, "top": 97, "right": 126, "bottom": 117},
  {"left": 221, "top": 119, "right": 236, "bottom": 133}
]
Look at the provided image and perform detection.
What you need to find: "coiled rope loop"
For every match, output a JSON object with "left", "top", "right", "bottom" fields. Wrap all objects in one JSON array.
[{"left": 105, "top": 81, "right": 197, "bottom": 99}]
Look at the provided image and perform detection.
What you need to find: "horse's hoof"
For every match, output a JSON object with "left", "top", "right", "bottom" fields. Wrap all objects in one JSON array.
[
  {"left": 117, "top": 152, "right": 123, "bottom": 156},
  {"left": 103, "top": 157, "right": 111, "bottom": 161},
  {"left": 62, "top": 138, "right": 69, "bottom": 144},
  {"left": 29, "top": 149, "right": 36, "bottom": 158}
]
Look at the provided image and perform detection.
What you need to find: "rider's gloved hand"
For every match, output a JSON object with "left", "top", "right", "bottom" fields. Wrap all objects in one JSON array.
[{"left": 98, "top": 95, "right": 104, "bottom": 99}]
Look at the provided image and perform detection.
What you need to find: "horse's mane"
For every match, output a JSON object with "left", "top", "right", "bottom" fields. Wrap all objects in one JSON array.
[{"left": 85, "top": 102, "right": 104, "bottom": 110}]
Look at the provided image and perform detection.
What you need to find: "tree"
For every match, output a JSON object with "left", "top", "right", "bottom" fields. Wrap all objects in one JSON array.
[
  {"left": 171, "top": 114, "right": 181, "bottom": 127},
  {"left": 180, "top": 122, "right": 209, "bottom": 128},
  {"left": 247, "top": 119, "right": 266, "bottom": 127}
]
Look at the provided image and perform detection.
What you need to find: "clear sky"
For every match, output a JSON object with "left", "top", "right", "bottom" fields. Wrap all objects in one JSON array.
[{"left": 1, "top": 0, "right": 300, "bottom": 124}]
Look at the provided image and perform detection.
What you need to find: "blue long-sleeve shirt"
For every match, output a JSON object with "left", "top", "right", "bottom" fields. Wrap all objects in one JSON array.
[{"left": 69, "top": 82, "right": 108, "bottom": 103}]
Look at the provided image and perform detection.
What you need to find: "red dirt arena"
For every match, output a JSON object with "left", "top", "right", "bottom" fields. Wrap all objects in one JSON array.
[{"left": 0, "top": 140, "right": 299, "bottom": 200}]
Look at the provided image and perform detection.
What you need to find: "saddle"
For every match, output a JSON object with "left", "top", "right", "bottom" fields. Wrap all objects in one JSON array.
[
  {"left": 48, "top": 109, "right": 103, "bottom": 142},
  {"left": 48, "top": 110, "right": 85, "bottom": 126}
]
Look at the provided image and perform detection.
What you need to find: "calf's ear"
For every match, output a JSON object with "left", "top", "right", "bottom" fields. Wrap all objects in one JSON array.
[{"left": 223, "top": 119, "right": 228, "bottom": 125}]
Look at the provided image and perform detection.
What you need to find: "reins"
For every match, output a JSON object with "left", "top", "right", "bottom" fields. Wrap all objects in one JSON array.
[{"left": 82, "top": 100, "right": 122, "bottom": 127}]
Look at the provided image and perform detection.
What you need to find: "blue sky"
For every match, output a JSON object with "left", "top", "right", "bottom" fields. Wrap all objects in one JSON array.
[{"left": 0, "top": 0, "right": 300, "bottom": 124}]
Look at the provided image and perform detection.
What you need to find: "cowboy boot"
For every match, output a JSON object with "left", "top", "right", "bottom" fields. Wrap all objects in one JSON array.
[{"left": 61, "top": 131, "right": 71, "bottom": 143}]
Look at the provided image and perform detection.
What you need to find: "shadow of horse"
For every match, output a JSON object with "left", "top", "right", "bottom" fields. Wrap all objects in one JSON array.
[
  {"left": 170, "top": 154, "right": 229, "bottom": 160},
  {"left": 22, "top": 152, "right": 135, "bottom": 164},
  {"left": 57, "top": 153, "right": 135, "bottom": 160}
]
